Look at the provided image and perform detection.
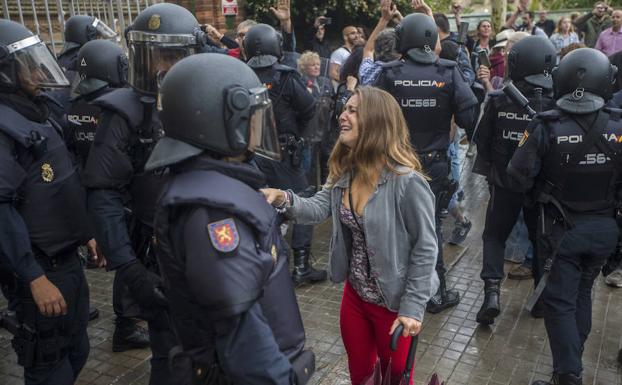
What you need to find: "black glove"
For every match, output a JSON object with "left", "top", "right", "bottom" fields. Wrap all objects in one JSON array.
[{"left": 118, "top": 260, "right": 168, "bottom": 309}]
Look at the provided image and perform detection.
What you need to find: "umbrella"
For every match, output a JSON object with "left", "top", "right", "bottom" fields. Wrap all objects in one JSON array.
[{"left": 390, "top": 324, "right": 445, "bottom": 385}]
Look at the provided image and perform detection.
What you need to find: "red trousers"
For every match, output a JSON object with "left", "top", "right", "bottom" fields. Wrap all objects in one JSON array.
[{"left": 340, "top": 281, "right": 415, "bottom": 385}]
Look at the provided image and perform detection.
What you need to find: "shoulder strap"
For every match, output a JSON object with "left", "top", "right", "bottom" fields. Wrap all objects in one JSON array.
[
  {"left": 92, "top": 88, "right": 143, "bottom": 128},
  {"left": 569, "top": 110, "right": 618, "bottom": 166},
  {"left": 0, "top": 104, "right": 34, "bottom": 148},
  {"left": 162, "top": 169, "right": 276, "bottom": 240},
  {"left": 272, "top": 69, "right": 294, "bottom": 109}
]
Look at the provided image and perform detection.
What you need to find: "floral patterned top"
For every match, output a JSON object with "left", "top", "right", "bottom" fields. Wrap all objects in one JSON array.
[{"left": 339, "top": 204, "right": 384, "bottom": 306}]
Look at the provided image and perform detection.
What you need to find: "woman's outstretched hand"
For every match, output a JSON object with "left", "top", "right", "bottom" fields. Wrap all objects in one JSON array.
[{"left": 261, "top": 188, "right": 287, "bottom": 207}]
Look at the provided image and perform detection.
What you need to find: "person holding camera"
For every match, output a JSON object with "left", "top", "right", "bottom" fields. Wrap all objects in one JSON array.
[
  {"left": 574, "top": 1, "right": 613, "bottom": 48},
  {"left": 304, "top": 16, "right": 332, "bottom": 59}
]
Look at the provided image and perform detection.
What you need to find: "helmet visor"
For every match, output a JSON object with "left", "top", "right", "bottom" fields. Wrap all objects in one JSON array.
[
  {"left": 127, "top": 31, "right": 196, "bottom": 94},
  {"left": 11, "top": 36, "right": 69, "bottom": 89},
  {"left": 248, "top": 87, "right": 281, "bottom": 161},
  {"left": 93, "top": 18, "right": 117, "bottom": 40}
]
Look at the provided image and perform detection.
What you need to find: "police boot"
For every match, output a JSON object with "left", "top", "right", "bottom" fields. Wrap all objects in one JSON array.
[
  {"left": 476, "top": 279, "right": 501, "bottom": 325},
  {"left": 532, "top": 373, "right": 582, "bottom": 385},
  {"left": 112, "top": 317, "right": 150, "bottom": 352},
  {"left": 292, "top": 248, "right": 327, "bottom": 286},
  {"left": 426, "top": 273, "right": 460, "bottom": 314}
]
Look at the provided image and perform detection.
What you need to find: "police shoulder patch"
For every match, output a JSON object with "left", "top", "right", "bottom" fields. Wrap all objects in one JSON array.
[
  {"left": 518, "top": 129, "right": 529, "bottom": 147},
  {"left": 207, "top": 218, "right": 240, "bottom": 253}
]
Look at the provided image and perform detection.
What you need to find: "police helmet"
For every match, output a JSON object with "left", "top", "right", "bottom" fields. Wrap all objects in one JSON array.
[
  {"left": 0, "top": 19, "right": 69, "bottom": 93},
  {"left": 243, "top": 24, "right": 283, "bottom": 69},
  {"left": 507, "top": 36, "right": 555, "bottom": 89},
  {"left": 145, "top": 54, "right": 281, "bottom": 170},
  {"left": 395, "top": 13, "right": 438, "bottom": 64},
  {"left": 553, "top": 48, "right": 617, "bottom": 114},
  {"left": 74, "top": 40, "right": 128, "bottom": 96},
  {"left": 62, "top": 15, "right": 116, "bottom": 53},
  {"left": 126, "top": 3, "right": 204, "bottom": 95}
]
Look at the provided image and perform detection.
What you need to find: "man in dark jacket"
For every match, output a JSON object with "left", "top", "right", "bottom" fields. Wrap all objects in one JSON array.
[{"left": 244, "top": 23, "right": 326, "bottom": 286}]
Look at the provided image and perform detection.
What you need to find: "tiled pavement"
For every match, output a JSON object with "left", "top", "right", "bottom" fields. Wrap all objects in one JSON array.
[{"left": 2, "top": 150, "right": 622, "bottom": 385}]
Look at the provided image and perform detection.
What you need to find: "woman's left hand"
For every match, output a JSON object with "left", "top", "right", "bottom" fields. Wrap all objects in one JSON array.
[{"left": 389, "top": 316, "right": 422, "bottom": 338}]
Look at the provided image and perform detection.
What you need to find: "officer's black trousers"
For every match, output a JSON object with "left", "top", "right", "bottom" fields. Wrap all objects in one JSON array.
[
  {"left": 255, "top": 157, "right": 313, "bottom": 250},
  {"left": 8, "top": 253, "right": 89, "bottom": 385},
  {"left": 542, "top": 215, "right": 618, "bottom": 376},
  {"left": 481, "top": 184, "right": 525, "bottom": 280},
  {"left": 112, "top": 270, "right": 142, "bottom": 320},
  {"left": 425, "top": 160, "right": 450, "bottom": 276}
]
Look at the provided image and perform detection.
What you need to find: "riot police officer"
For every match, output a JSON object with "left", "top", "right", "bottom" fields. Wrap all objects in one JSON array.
[
  {"left": 146, "top": 53, "right": 314, "bottom": 385},
  {"left": 508, "top": 48, "right": 622, "bottom": 385},
  {"left": 374, "top": 13, "right": 478, "bottom": 313},
  {"left": 0, "top": 20, "right": 92, "bottom": 384},
  {"left": 54, "top": 15, "right": 116, "bottom": 109},
  {"left": 68, "top": 39, "right": 150, "bottom": 351},
  {"left": 68, "top": 39, "right": 127, "bottom": 168},
  {"left": 243, "top": 24, "right": 327, "bottom": 286},
  {"left": 81, "top": 3, "right": 206, "bottom": 384},
  {"left": 472, "top": 36, "right": 556, "bottom": 325}
]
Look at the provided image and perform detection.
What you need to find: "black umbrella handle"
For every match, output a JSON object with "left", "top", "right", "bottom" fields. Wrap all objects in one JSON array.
[{"left": 390, "top": 323, "right": 419, "bottom": 381}]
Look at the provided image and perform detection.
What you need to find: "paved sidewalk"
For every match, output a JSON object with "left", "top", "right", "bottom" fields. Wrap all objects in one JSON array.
[{"left": 1, "top": 154, "right": 622, "bottom": 385}]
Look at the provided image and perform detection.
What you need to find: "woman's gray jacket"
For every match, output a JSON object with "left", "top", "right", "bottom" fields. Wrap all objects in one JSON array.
[{"left": 288, "top": 166, "right": 439, "bottom": 322}]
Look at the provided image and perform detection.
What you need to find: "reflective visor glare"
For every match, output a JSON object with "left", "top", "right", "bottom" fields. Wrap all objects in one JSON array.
[
  {"left": 249, "top": 102, "right": 281, "bottom": 161},
  {"left": 128, "top": 42, "right": 195, "bottom": 94},
  {"left": 94, "top": 19, "right": 117, "bottom": 39},
  {"left": 14, "top": 43, "right": 69, "bottom": 88}
]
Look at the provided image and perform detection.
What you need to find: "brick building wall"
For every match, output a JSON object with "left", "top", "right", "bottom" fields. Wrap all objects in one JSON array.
[{"left": 170, "top": 0, "right": 246, "bottom": 32}]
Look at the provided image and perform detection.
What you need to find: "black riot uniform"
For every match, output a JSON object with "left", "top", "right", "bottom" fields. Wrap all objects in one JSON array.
[
  {"left": 146, "top": 53, "right": 315, "bottom": 385},
  {"left": 53, "top": 15, "right": 116, "bottom": 110},
  {"left": 508, "top": 48, "right": 622, "bottom": 385},
  {"left": 67, "top": 39, "right": 127, "bottom": 168},
  {"left": 0, "top": 20, "right": 91, "bottom": 385},
  {"left": 472, "top": 36, "right": 557, "bottom": 325},
  {"left": 81, "top": 4, "right": 208, "bottom": 384},
  {"left": 68, "top": 39, "right": 151, "bottom": 351},
  {"left": 243, "top": 24, "right": 327, "bottom": 286},
  {"left": 374, "top": 13, "right": 478, "bottom": 313}
]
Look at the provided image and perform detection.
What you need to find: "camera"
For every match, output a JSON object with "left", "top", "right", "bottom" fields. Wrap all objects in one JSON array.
[{"left": 319, "top": 16, "right": 332, "bottom": 26}]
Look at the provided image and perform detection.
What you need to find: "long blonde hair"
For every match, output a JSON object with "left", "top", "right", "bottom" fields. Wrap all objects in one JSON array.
[{"left": 328, "top": 86, "right": 423, "bottom": 186}]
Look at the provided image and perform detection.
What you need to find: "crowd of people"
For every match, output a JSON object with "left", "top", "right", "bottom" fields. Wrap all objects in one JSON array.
[{"left": 1, "top": 0, "right": 622, "bottom": 385}]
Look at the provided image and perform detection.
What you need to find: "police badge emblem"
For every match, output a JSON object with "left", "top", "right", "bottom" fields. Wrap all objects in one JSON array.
[
  {"left": 148, "top": 14, "right": 161, "bottom": 31},
  {"left": 207, "top": 218, "right": 239, "bottom": 253},
  {"left": 518, "top": 130, "right": 529, "bottom": 147},
  {"left": 271, "top": 244, "right": 278, "bottom": 265},
  {"left": 41, "top": 163, "right": 54, "bottom": 182}
]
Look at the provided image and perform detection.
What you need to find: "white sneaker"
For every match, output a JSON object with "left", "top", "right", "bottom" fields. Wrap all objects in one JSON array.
[{"left": 605, "top": 268, "right": 622, "bottom": 288}]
